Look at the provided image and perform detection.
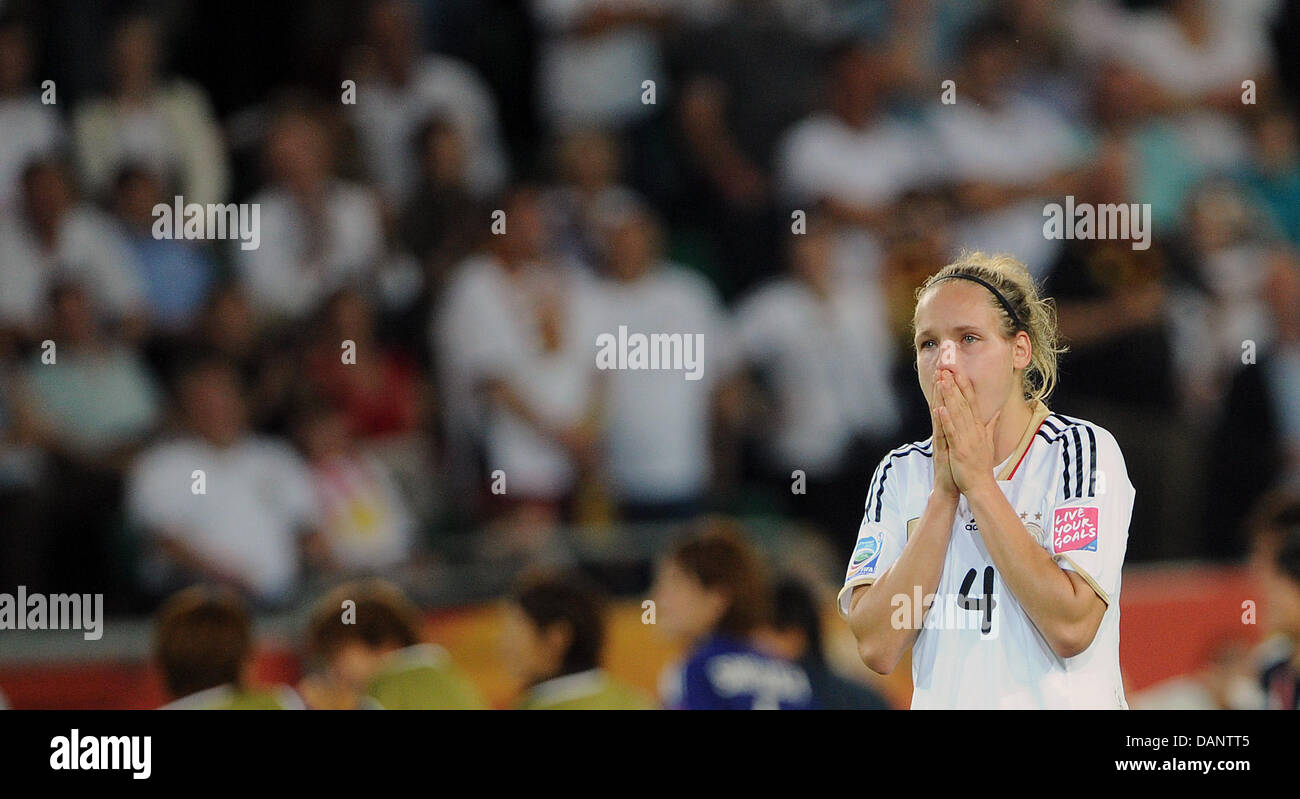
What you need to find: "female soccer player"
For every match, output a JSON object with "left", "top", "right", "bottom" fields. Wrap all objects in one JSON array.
[{"left": 840, "top": 252, "right": 1134, "bottom": 709}]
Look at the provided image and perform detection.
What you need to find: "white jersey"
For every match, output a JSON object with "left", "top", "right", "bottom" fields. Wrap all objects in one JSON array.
[{"left": 837, "top": 401, "right": 1133, "bottom": 709}]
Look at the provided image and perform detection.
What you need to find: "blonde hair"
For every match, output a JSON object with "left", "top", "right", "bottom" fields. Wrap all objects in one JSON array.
[{"left": 912, "top": 251, "right": 1066, "bottom": 405}]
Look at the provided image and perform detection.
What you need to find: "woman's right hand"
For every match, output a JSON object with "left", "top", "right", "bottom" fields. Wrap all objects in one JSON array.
[{"left": 931, "top": 371, "right": 959, "bottom": 499}]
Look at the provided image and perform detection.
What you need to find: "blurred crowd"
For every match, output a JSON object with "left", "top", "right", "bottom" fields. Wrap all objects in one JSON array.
[
  {"left": 133, "top": 505, "right": 1300, "bottom": 709},
  {"left": 143, "top": 522, "right": 893, "bottom": 710},
  {"left": 2, "top": 0, "right": 1300, "bottom": 624}
]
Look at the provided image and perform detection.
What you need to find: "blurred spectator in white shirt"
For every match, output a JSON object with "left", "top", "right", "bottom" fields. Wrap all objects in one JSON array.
[
  {"left": 0, "top": 18, "right": 65, "bottom": 214},
  {"left": 435, "top": 188, "right": 550, "bottom": 466},
  {"left": 776, "top": 43, "right": 936, "bottom": 236},
  {"left": 127, "top": 358, "right": 328, "bottom": 607},
  {"left": 434, "top": 186, "right": 602, "bottom": 529},
  {"left": 236, "top": 104, "right": 383, "bottom": 322},
  {"left": 735, "top": 213, "right": 902, "bottom": 537},
  {"left": 1206, "top": 260, "right": 1300, "bottom": 557},
  {"left": 590, "top": 194, "right": 738, "bottom": 518},
  {"left": 1104, "top": 0, "right": 1273, "bottom": 109},
  {"left": 543, "top": 129, "right": 640, "bottom": 271},
  {"left": 1165, "top": 179, "right": 1286, "bottom": 422},
  {"left": 531, "top": 0, "right": 676, "bottom": 132},
  {"left": 480, "top": 271, "right": 604, "bottom": 533},
  {"left": 72, "top": 13, "right": 229, "bottom": 206},
  {"left": 348, "top": 0, "right": 508, "bottom": 205},
  {"left": 0, "top": 158, "right": 145, "bottom": 341},
  {"left": 929, "top": 14, "right": 1090, "bottom": 279},
  {"left": 776, "top": 43, "right": 939, "bottom": 286},
  {"left": 400, "top": 116, "right": 484, "bottom": 296},
  {"left": 1071, "top": 0, "right": 1261, "bottom": 234}
]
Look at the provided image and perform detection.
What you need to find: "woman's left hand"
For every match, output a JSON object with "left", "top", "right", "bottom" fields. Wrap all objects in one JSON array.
[{"left": 935, "top": 370, "right": 1002, "bottom": 496}]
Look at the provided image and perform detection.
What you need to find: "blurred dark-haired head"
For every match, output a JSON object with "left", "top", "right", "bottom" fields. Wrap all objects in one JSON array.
[
  {"left": 596, "top": 192, "right": 659, "bottom": 282},
  {"left": 1249, "top": 492, "right": 1300, "bottom": 637},
  {"left": 198, "top": 283, "right": 257, "bottom": 359},
  {"left": 0, "top": 16, "right": 33, "bottom": 94},
  {"left": 959, "top": 14, "right": 1018, "bottom": 102},
  {"left": 110, "top": 12, "right": 162, "bottom": 95},
  {"left": 307, "top": 579, "right": 421, "bottom": 659},
  {"left": 556, "top": 128, "right": 620, "bottom": 191},
  {"left": 21, "top": 157, "right": 74, "bottom": 233},
  {"left": 305, "top": 579, "right": 422, "bottom": 693},
  {"left": 654, "top": 517, "right": 770, "bottom": 642},
  {"left": 154, "top": 585, "right": 253, "bottom": 698},
  {"left": 763, "top": 577, "right": 825, "bottom": 665},
  {"left": 827, "top": 41, "right": 890, "bottom": 128},
  {"left": 47, "top": 279, "right": 100, "bottom": 346},
  {"left": 174, "top": 356, "right": 247, "bottom": 447},
  {"left": 364, "top": 0, "right": 418, "bottom": 83},
  {"left": 787, "top": 208, "right": 835, "bottom": 293},
  {"left": 491, "top": 184, "right": 549, "bottom": 263},
  {"left": 1277, "top": 522, "right": 1300, "bottom": 586},
  {"left": 320, "top": 286, "right": 376, "bottom": 345},
  {"left": 264, "top": 103, "right": 335, "bottom": 196},
  {"left": 291, "top": 395, "right": 350, "bottom": 463},
  {"left": 504, "top": 569, "right": 608, "bottom": 686},
  {"left": 1265, "top": 520, "right": 1300, "bottom": 637},
  {"left": 414, "top": 115, "right": 467, "bottom": 187},
  {"left": 112, "top": 163, "right": 168, "bottom": 230}
]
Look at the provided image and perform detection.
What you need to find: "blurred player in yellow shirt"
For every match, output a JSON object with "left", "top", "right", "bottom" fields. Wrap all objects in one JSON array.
[
  {"left": 504, "top": 569, "right": 655, "bottom": 710},
  {"left": 300, "top": 579, "right": 485, "bottom": 709},
  {"left": 155, "top": 586, "right": 305, "bottom": 710}
]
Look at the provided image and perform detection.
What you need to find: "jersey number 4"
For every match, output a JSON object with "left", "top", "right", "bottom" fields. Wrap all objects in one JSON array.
[{"left": 957, "top": 566, "right": 996, "bottom": 635}]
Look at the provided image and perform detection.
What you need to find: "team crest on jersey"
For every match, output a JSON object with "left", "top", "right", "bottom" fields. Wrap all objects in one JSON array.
[
  {"left": 1025, "top": 522, "right": 1048, "bottom": 548},
  {"left": 1053, "top": 507, "right": 1099, "bottom": 553}
]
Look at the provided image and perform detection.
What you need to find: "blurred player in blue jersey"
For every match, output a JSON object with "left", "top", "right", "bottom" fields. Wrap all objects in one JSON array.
[
  {"left": 762, "top": 577, "right": 891, "bottom": 710},
  {"left": 654, "top": 519, "right": 815, "bottom": 709}
]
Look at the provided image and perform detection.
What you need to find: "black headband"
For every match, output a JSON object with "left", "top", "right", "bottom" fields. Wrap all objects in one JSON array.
[{"left": 931, "top": 273, "right": 1026, "bottom": 331}]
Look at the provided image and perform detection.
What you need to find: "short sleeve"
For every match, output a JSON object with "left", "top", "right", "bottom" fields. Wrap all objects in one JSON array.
[
  {"left": 1047, "top": 425, "right": 1133, "bottom": 605},
  {"left": 837, "top": 452, "right": 910, "bottom": 618}
]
